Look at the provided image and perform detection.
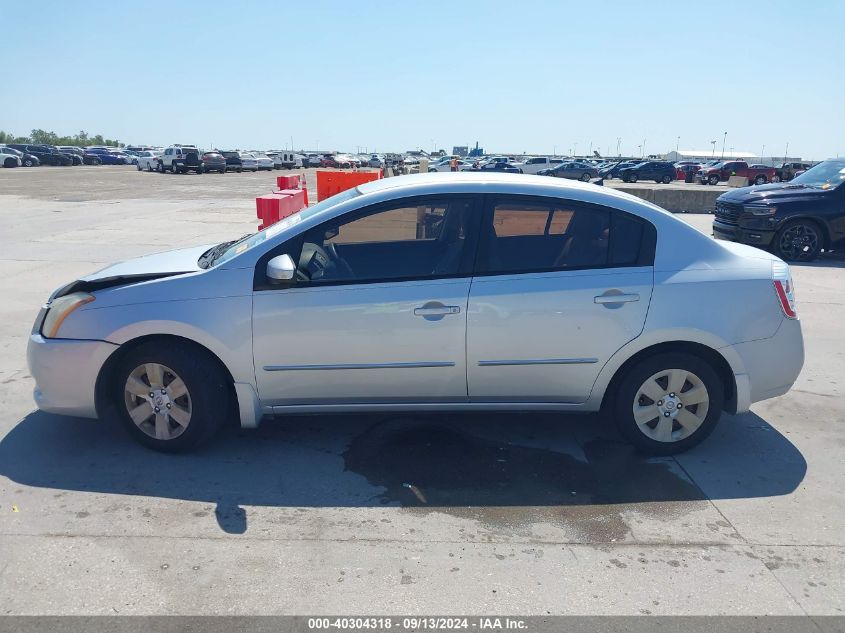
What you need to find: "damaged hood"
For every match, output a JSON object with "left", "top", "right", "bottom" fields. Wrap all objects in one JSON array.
[
  {"left": 82, "top": 244, "right": 212, "bottom": 281},
  {"left": 52, "top": 244, "right": 214, "bottom": 299}
]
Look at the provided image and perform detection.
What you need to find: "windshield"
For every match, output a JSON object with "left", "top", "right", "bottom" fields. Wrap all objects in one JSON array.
[
  {"left": 791, "top": 160, "right": 845, "bottom": 189},
  {"left": 210, "top": 187, "right": 362, "bottom": 267}
]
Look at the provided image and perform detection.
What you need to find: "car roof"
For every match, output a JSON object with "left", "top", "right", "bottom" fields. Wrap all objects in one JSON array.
[{"left": 356, "top": 172, "right": 674, "bottom": 220}]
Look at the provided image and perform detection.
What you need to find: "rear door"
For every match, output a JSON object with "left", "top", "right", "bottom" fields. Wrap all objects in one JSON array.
[{"left": 466, "top": 195, "right": 656, "bottom": 403}]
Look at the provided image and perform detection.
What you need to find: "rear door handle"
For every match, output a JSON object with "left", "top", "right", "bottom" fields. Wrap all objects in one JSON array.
[{"left": 594, "top": 293, "right": 640, "bottom": 304}]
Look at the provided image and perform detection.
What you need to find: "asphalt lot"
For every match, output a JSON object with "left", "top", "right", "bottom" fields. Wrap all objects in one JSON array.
[{"left": 0, "top": 166, "right": 842, "bottom": 616}]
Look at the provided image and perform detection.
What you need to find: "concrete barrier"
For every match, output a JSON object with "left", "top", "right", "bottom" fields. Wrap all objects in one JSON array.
[
  {"left": 728, "top": 175, "right": 749, "bottom": 188},
  {"left": 612, "top": 186, "right": 721, "bottom": 213}
]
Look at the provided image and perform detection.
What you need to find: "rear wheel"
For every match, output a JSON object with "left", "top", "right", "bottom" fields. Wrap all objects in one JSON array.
[
  {"left": 628, "top": 173, "right": 638, "bottom": 183},
  {"left": 580, "top": 172, "right": 590, "bottom": 182},
  {"left": 754, "top": 175, "right": 767, "bottom": 185},
  {"left": 613, "top": 353, "right": 724, "bottom": 455},
  {"left": 773, "top": 174, "right": 782, "bottom": 182},
  {"left": 114, "top": 341, "right": 229, "bottom": 452},
  {"left": 661, "top": 174, "right": 672, "bottom": 184},
  {"left": 774, "top": 220, "right": 823, "bottom": 262}
]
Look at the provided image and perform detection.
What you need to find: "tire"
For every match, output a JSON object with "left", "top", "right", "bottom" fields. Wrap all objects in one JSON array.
[
  {"left": 661, "top": 174, "right": 672, "bottom": 184},
  {"left": 754, "top": 175, "right": 767, "bottom": 185},
  {"left": 113, "top": 340, "right": 230, "bottom": 452},
  {"left": 157, "top": 161, "right": 165, "bottom": 173},
  {"left": 628, "top": 173, "right": 638, "bottom": 183},
  {"left": 136, "top": 163, "right": 142, "bottom": 171},
  {"left": 613, "top": 352, "right": 724, "bottom": 455},
  {"left": 171, "top": 162, "right": 178, "bottom": 174},
  {"left": 147, "top": 163, "right": 153, "bottom": 172},
  {"left": 3, "top": 157, "right": 16, "bottom": 168},
  {"left": 708, "top": 174, "right": 719, "bottom": 185},
  {"left": 580, "top": 172, "right": 590, "bottom": 182},
  {"left": 237, "top": 167, "right": 243, "bottom": 173},
  {"left": 773, "top": 175, "right": 782, "bottom": 183},
  {"left": 774, "top": 219, "right": 823, "bottom": 262}
]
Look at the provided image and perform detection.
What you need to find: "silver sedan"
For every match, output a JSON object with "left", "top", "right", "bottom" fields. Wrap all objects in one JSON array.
[{"left": 27, "top": 173, "right": 804, "bottom": 454}]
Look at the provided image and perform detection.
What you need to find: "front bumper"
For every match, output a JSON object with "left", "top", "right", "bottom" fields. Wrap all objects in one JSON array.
[
  {"left": 713, "top": 219, "right": 776, "bottom": 247},
  {"left": 27, "top": 334, "right": 119, "bottom": 418}
]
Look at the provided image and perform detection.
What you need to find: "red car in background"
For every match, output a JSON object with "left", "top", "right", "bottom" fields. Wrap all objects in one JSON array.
[{"left": 697, "top": 161, "right": 777, "bottom": 186}]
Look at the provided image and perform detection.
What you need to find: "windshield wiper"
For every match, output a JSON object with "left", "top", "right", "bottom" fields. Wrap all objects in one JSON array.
[{"left": 198, "top": 234, "right": 251, "bottom": 269}]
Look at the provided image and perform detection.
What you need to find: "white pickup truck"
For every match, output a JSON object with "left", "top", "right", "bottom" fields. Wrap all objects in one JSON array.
[{"left": 515, "top": 156, "right": 564, "bottom": 175}]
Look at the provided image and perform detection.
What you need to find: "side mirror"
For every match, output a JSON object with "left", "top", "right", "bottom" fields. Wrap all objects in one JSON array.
[{"left": 266, "top": 254, "right": 296, "bottom": 284}]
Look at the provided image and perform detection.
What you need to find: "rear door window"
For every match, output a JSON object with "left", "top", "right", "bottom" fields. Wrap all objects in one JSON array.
[{"left": 476, "top": 197, "right": 655, "bottom": 275}]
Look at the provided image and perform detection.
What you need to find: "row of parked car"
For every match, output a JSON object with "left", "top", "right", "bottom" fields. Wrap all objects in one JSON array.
[
  {"left": 132, "top": 146, "right": 312, "bottom": 174},
  {"left": 0, "top": 143, "right": 136, "bottom": 167}
]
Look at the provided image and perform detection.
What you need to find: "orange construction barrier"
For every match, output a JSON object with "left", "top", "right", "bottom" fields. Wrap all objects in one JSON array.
[
  {"left": 276, "top": 174, "right": 301, "bottom": 190},
  {"left": 256, "top": 189, "right": 307, "bottom": 230},
  {"left": 316, "top": 169, "right": 381, "bottom": 201}
]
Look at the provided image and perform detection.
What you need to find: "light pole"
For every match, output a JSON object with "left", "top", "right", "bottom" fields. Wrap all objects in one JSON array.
[
  {"left": 641, "top": 138, "right": 646, "bottom": 157},
  {"left": 637, "top": 144, "right": 642, "bottom": 157},
  {"left": 553, "top": 145, "right": 556, "bottom": 157},
  {"left": 721, "top": 132, "right": 727, "bottom": 159},
  {"left": 784, "top": 141, "right": 789, "bottom": 160},
  {"left": 574, "top": 142, "right": 578, "bottom": 157},
  {"left": 616, "top": 137, "right": 621, "bottom": 157},
  {"left": 761, "top": 144, "right": 765, "bottom": 163},
  {"left": 676, "top": 136, "right": 680, "bottom": 153},
  {"left": 711, "top": 140, "right": 717, "bottom": 157}
]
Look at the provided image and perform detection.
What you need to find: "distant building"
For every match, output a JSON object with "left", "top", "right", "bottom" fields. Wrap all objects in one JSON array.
[
  {"left": 452, "top": 146, "right": 468, "bottom": 157},
  {"left": 665, "top": 149, "right": 757, "bottom": 162}
]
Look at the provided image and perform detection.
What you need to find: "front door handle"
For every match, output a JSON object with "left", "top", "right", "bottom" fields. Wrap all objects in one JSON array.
[
  {"left": 414, "top": 301, "right": 461, "bottom": 321},
  {"left": 594, "top": 292, "right": 640, "bottom": 305},
  {"left": 414, "top": 305, "right": 461, "bottom": 316}
]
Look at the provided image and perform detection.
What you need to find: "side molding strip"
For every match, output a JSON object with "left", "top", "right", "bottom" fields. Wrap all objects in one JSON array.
[
  {"left": 263, "top": 361, "right": 456, "bottom": 371},
  {"left": 477, "top": 358, "right": 598, "bottom": 367}
]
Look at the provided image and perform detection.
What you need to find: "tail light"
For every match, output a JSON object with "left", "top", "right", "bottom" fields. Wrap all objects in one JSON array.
[{"left": 772, "top": 261, "right": 798, "bottom": 319}]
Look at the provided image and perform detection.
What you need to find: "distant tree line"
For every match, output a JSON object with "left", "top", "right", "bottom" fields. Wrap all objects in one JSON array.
[{"left": 0, "top": 129, "right": 122, "bottom": 147}]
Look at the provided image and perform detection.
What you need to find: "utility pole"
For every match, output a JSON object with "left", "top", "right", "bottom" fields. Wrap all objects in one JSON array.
[
  {"left": 721, "top": 132, "right": 727, "bottom": 159},
  {"left": 761, "top": 144, "right": 765, "bottom": 163},
  {"left": 641, "top": 139, "right": 646, "bottom": 157},
  {"left": 616, "top": 137, "right": 621, "bottom": 156},
  {"left": 711, "top": 140, "right": 717, "bottom": 157},
  {"left": 676, "top": 136, "right": 680, "bottom": 153},
  {"left": 784, "top": 141, "right": 789, "bottom": 161}
]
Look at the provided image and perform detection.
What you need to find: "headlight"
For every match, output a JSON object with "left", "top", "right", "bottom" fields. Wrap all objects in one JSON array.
[
  {"left": 42, "top": 292, "right": 94, "bottom": 338},
  {"left": 745, "top": 205, "right": 777, "bottom": 216}
]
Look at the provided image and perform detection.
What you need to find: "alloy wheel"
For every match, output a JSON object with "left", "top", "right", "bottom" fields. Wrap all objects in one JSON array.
[
  {"left": 632, "top": 368, "right": 709, "bottom": 442},
  {"left": 778, "top": 223, "right": 819, "bottom": 261},
  {"left": 123, "top": 363, "right": 192, "bottom": 441}
]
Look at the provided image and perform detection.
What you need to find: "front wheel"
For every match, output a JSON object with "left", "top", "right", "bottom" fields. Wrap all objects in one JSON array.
[
  {"left": 708, "top": 174, "right": 719, "bottom": 185},
  {"left": 628, "top": 173, "right": 638, "bottom": 183},
  {"left": 3, "top": 157, "right": 16, "bottom": 168},
  {"left": 613, "top": 353, "right": 724, "bottom": 455},
  {"left": 774, "top": 220, "right": 823, "bottom": 262},
  {"left": 113, "top": 341, "right": 230, "bottom": 452}
]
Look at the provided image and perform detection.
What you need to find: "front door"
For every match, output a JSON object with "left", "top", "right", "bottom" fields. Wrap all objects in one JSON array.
[
  {"left": 252, "top": 195, "right": 481, "bottom": 405},
  {"left": 466, "top": 195, "right": 655, "bottom": 403}
]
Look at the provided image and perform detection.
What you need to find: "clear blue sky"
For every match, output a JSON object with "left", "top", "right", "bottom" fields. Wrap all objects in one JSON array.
[{"left": 2, "top": 1, "right": 842, "bottom": 159}]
